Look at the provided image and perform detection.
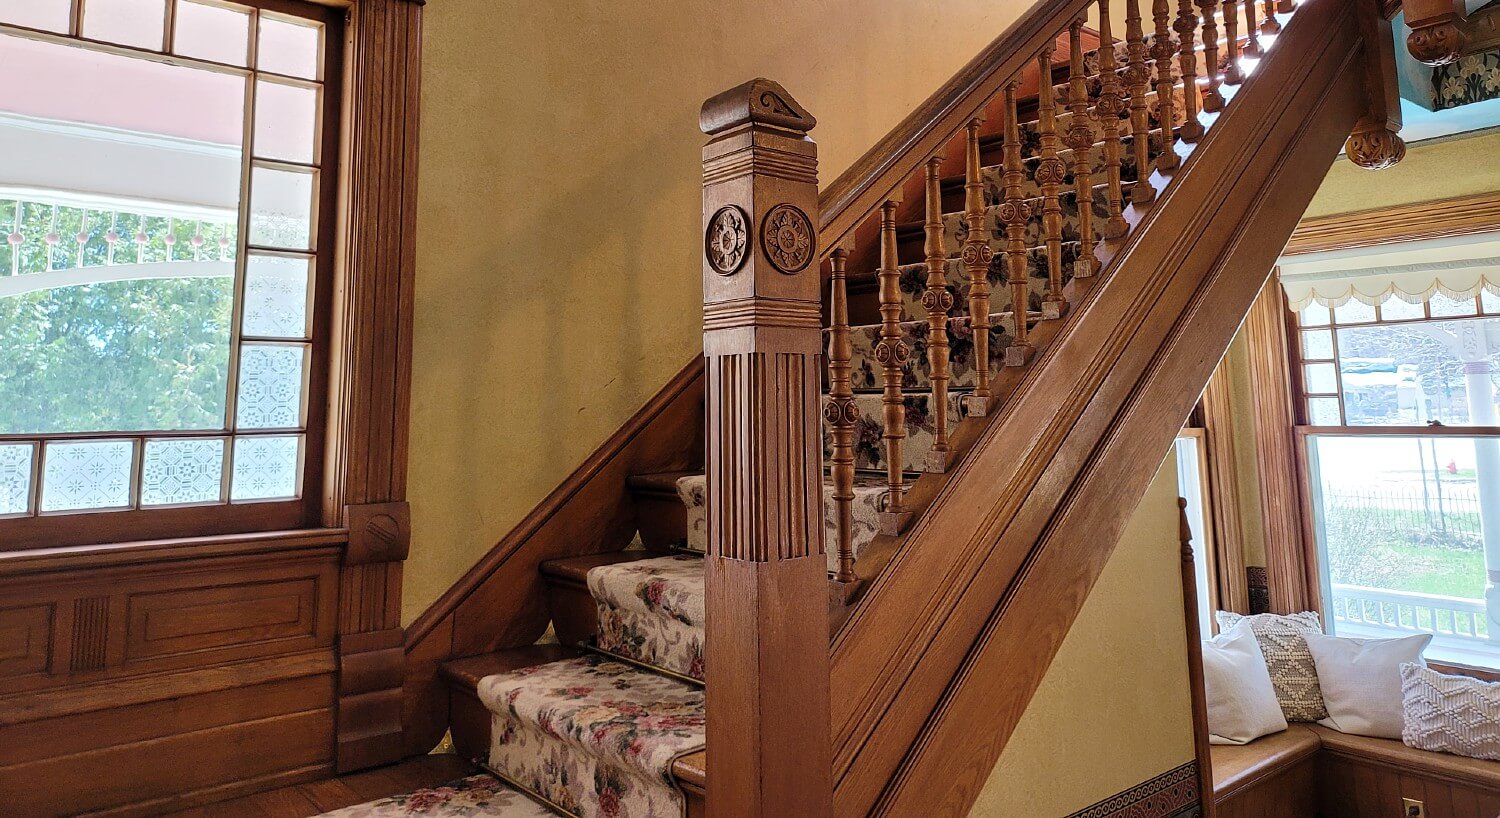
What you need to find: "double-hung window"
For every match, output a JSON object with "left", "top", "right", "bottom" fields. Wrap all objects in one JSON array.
[
  {"left": 1290, "top": 254, "right": 1500, "bottom": 669},
  {"left": 0, "top": 0, "right": 341, "bottom": 549}
]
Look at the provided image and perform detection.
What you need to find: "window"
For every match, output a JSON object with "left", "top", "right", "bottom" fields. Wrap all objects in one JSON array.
[
  {"left": 0, "top": 0, "right": 340, "bottom": 548},
  {"left": 1294, "top": 291, "right": 1500, "bottom": 668},
  {"left": 1176, "top": 430, "right": 1218, "bottom": 636}
]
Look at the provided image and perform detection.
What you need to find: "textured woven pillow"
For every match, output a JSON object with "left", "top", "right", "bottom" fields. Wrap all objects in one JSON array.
[
  {"left": 1401, "top": 663, "right": 1500, "bottom": 761},
  {"left": 1217, "top": 611, "right": 1328, "bottom": 722}
]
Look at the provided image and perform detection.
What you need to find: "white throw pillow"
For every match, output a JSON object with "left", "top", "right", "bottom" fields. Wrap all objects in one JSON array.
[
  {"left": 1305, "top": 632, "right": 1431, "bottom": 739},
  {"left": 1201, "top": 620, "right": 1289, "bottom": 745},
  {"left": 1401, "top": 663, "right": 1500, "bottom": 761}
]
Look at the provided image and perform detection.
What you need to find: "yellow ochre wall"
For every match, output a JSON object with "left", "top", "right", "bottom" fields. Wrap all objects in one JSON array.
[
  {"left": 970, "top": 457, "right": 1197, "bottom": 817},
  {"left": 404, "top": 0, "right": 1046, "bottom": 621},
  {"left": 1302, "top": 129, "right": 1500, "bottom": 220}
]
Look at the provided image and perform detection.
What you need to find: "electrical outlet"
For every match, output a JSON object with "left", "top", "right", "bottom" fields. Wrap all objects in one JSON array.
[{"left": 1403, "top": 797, "right": 1425, "bottom": 818}]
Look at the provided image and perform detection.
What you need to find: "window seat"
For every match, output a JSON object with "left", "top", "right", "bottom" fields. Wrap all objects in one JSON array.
[{"left": 1211, "top": 725, "right": 1500, "bottom": 817}]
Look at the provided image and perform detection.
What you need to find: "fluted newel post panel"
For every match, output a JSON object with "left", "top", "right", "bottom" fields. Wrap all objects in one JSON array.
[{"left": 699, "top": 78, "right": 833, "bottom": 818}]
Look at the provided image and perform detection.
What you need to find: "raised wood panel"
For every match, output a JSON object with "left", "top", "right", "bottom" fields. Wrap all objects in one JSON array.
[
  {"left": 0, "top": 603, "right": 52, "bottom": 681},
  {"left": 1318, "top": 751, "right": 1500, "bottom": 818},
  {"left": 126, "top": 578, "right": 318, "bottom": 663},
  {"left": 1215, "top": 753, "right": 1319, "bottom": 818},
  {"left": 0, "top": 706, "right": 333, "bottom": 818}
]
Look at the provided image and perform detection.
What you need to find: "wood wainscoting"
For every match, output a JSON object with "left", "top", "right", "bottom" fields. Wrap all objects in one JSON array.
[{"left": 0, "top": 533, "right": 343, "bottom": 817}]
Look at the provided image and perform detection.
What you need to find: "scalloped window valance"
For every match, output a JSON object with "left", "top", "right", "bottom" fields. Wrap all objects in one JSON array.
[{"left": 1278, "top": 232, "right": 1500, "bottom": 310}]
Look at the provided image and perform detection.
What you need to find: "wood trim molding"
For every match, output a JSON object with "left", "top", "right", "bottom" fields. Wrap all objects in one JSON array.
[
  {"left": 400, "top": 357, "right": 705, "bottom": 756},
  {"left": 1200, "top": 368, "right": 1249, "bottom": 614},
  {"left": 1179, "top": 499, "right": 1216, "bottom": 818},
  {"left": 1063, "top": 762, "right": 1202, "bottom": 818},
  {"left": 1242, "top": 278, "right": 1318, "bottom": 614},
  {"left": 1284, "top": 190, "right": 1500, "bottom": 255}
]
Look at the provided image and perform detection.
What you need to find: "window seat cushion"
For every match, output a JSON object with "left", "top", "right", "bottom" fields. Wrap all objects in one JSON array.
[
  {"left": 1309, "top": 724, "right": 1500, "bottom": 792},
  {"left": 1210, "top": 724, "right": 1321, "bottom": 799}
]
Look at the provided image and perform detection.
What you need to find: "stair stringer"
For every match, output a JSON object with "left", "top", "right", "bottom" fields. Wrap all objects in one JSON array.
[{"left": 828, "top": 0, "right": 1367, "bottom": 814}]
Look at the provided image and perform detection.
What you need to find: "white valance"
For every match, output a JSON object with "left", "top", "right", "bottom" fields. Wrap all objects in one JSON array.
[{"left": 1279, "top": 233, "right": 1500, "bottom": 310}]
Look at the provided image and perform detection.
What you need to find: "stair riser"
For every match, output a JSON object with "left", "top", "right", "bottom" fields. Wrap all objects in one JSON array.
[
  {"left": 821, "top": 392, "right": 969, "bottom": 474},
  {"left": 676, "top": 474, "right": 884, "bottom": 572},
  {"left": 845, "top": 313, "right": 1018, "bottom": 393},
  {"left": 893, "top": 247, "right": 1080, "bottom": 322}
]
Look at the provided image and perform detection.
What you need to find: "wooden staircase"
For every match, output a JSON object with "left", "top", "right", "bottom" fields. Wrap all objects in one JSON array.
[{"left": 403, "top": 0, "right": 1400, "bottom": 813}]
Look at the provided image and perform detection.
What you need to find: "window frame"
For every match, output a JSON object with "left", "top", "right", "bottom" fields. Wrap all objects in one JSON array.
[{"left": 0, "top": 0, "right": 345, "bottom": 550}]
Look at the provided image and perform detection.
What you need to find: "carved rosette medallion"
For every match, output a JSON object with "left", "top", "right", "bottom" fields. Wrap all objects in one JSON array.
[
  {"left": 873, "top": 338, "right": 910, "bottom": 366},
  {"left": 761, "top": 203, "right": 815, "bottom": 274},
  {"left": 823, "top": 396, "right": 860, "bottom": 425},
  {"left": 1345, "top": 127, "right": 1407, "bottom": 171},
  {"left": 996, "top": 200, "right": 1032, "bottom": 226},
  {"left": 920, "top": 288, "right": 955, "bottom": 313},
  {"left": 1035, "top": 157, "right": 1068, "bottom": 186},
  {"left": 705, "top": 205, "right": 749, "bottom": 275},
  {"left": 961, "top": 242, "right": 994, "bottom": 268}
]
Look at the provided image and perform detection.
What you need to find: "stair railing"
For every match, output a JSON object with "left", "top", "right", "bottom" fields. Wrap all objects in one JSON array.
[{"left": 696, "top": 0, "right": 1267, "bottom": 809}]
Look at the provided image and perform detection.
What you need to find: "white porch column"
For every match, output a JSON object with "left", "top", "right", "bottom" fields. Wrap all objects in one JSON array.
[{"left": 1455, "top": 323, "right": 1500, "bottom": 641}]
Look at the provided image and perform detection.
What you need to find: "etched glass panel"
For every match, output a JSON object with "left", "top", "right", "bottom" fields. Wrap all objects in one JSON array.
[
  {"left": 1334, "top": 299, "right": 1377, "bottom": 325},
  {"left": 141, "top": 437, "right": 224, "bottom": 505},
  {"left": 82, "top": 0, "right": 168, "bottom": 50},
  {"left": 257, "top": 15, "right": 321, "bottom": 79},
  {"left": 1380, "top": 297, "right": 1425, "bottom": 321},
  {"left": 41, "top": 439, "right": 134, "bottom": 511},
  {"left": 1305, "top": 362, "right": 1338, "bottom": 394},
  {"left": 1299, "top": 303, "right": 1332, "bottom": 327},
  {"left": 0, "top": 0, "right": 71, "bottom": 33},
  {"left": 0, "top": 443, "right": 34, "bottom": 516},
  {"left": 231, "top": 434, "right": 300, "bottom": 500},
  {"left": 1301, "top": 329, "right": 1334, "bottom": 360},
  {"left": 254, "top": 80, "right": 318, "bottom": 164},
  {"left": 236, "top": 344, "right": 306, "bottom": 429},
  {"left": 1430, "top": 292, "right": 1478, "bottom": 318},
  {"left": 249, "top": 166, "right": 314, "bottom": 250},
  {"left": 242, "top": 254, "right": 311, "bottom": 338},
  {"left": 1308, "top": 397, "right": 1342, "bottom": 426},
  {"left": 173, "top": 0, "right": 250, "bottom": 66}
]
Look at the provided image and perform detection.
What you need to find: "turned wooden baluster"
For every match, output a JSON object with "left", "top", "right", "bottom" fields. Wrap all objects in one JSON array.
[
  {"left": 922, "top": 156, "right": 954, "bottom": 472},
  {"left": 1222, "top": 0, "right": 1244, "bottom": 84},
  {"left": 826, "top": 247, "right": 857, "bottom": 583},
  {"left": 1153, "top": 0, "right": 1180, "bottom": 172},
  {"left": 1035, "top": 45, "right": 1068, "bottom": 319},
  {"left": 1174, "top": 0, "right": 1206, "bottom": 141},
  {"left": 1125, "top": 0, "right": 1157, "bottom": 204},
  {"left": 1064, "top": 22, "right": 1098, "bottom": 279},
  {"left": 1261, "top": 0, "right": 1282, "bottom": 35},
  {"left": 1095, "top": 0, "right": 1129, "bottom": 237},
  {"left": 961, "top": 119, "right": 994, "bottom": 414},
  {"left": 876, "top": 199, "right": 910, "bottom": 529},
  {"left": 1000, "top": 82, "right": 1033, "bottom": 366},
  {"left": 1243, "top": 0, "right": 1262, "bottom": 57},
  {"left": 1198, "top": 0, "right": 1226, "bottom": 111}
]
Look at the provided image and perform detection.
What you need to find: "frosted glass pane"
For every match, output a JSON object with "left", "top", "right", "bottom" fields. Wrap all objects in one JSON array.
[
  {"left": 231, "top": 434, "right": 299, "bottom": 500},
  {"left": 1430, "top": 292, "right": 1477, "bottom": 317},
  {"left": 141, "top": 438, "right": 223, "bottom": 505},
  {"left": 258, "top": 15, "right": 320, "bottom": 79},
  {"left": 1299, "top": 303, "right": 1331, "bottom": 326},
  {"left": 1333, "top": 299, "right": 1376, "bottom": 325},
  {"left": 1482, "top": 290, "right": 1500, "bottom": 315},
  {"left": 243, "top": 254, "right": 311, "bottom": 338},
  {"left": 249, "top": 166, "right": 314, "bottom": 249},
  {"left": 0, "top": 443, "right": 34, "bottom": 516},
  {"left": 41, "top": 440, "right": 133, "bottom": 511},
  {"left": 173, "top": 0, "right": 249, "bottom": 66},
  {"left": 1308, "top": 397, "right": 1342, "bottom": 426},
  {"left": 83, "top": 0, "right": 167, "bottom": 49},
  {"left": 1305, "top": 363, "right": 1337, "bottom": 393},
  {"left": 1301, "top": 329, "right": 1333, "bottom": 360},
  {"left": 1380, "top": 297, "right": 1424, "bottom": 320},
  {"left": 236, "top": 344, "right": 306, "bottom": 429},
  {"left": 0, "top": 0, "right": 72, "bottom": 32},
  {"left": 254, "top": 80, "right": 318, "bottom": 164}
]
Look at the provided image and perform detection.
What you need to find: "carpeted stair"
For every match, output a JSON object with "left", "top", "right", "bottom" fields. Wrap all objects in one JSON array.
[{"left": 436, "top": 34, "right": 1247, "bottom": 818}]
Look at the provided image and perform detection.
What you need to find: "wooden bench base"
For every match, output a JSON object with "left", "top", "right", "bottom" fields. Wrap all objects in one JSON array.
[{"left": 1211, "top": 724, "right": 1500, "bottom": 818}]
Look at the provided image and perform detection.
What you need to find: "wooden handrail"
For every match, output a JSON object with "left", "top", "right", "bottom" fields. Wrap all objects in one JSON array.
[{"left": 816, "top": 0, "right": 1095, "bottom": 255}]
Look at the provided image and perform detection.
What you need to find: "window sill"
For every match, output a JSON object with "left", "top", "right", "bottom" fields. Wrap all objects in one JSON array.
[{"left": 0, "top": 526, "right": 348, "bottom": 577}]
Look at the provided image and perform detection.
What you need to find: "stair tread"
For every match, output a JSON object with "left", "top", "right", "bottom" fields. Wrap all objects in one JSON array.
[
  {"left": 540, "top": 550, "right": 674, "bottom": 584},
  {"left": 439, "top": 644, "right": 582, "bottom": 689},
  {"left": 624, "top": 470, "right": 697, "bottom": 493}
]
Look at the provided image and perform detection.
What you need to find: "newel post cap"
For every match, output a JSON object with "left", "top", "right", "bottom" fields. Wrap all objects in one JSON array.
[{"left": 699, "top": 78, "right": 816, "bottom": 136}]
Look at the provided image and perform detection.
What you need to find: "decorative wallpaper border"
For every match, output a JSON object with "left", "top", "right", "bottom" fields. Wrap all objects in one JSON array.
[
  {"left": 1247, "top": 566, "right": 1270, "bottom": 615},
  {"left": 1064, "top": 761, "right": 1201, "bottom": 818}
]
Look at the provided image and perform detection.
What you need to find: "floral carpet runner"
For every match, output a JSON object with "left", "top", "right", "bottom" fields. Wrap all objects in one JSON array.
[
  {"left": 478, "top": 655, "right": 705, "bottom": 818},
  {"left": 588, "top": 556, "right": 705, "bottom": 681},
  {"left": 316, "top": 773, "right": 556, "bottom": 817}
]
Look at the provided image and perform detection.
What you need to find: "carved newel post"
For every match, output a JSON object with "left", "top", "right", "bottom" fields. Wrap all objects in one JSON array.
[{"left": 699, "top": 79, "right": 834, "bottom": 817}]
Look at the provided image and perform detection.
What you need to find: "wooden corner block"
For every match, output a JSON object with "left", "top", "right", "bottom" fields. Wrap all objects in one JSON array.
[
  {"left": 1004, "top": 344, "right": 1034, "bottom": 368},
  {"left": 878, "top": 510, "right": 912, "bottom": 537},
  {"left": 345, "top": 501, "right": 411, "bottom": 565},
  {"left": 1041, "top": 298, "right": 1069, "bottom": 321},
  {"left": 963, "top": 394, "right": 991, "bottom": 418},
  {"left": 924, "top": 448, "right": 955, "bottom": 474}
]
